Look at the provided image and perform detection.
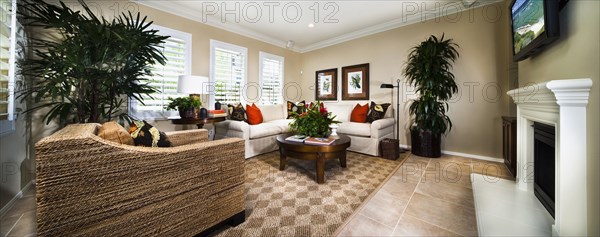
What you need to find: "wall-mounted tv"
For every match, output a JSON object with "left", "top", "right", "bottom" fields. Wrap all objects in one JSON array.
[{"left": 510, "top": 0, "right": 560, "bottom": 62}]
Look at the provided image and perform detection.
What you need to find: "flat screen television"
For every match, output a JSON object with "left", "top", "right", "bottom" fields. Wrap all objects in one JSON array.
[{"left": 510, "top": 0, "right": 560, "bottom": 61}]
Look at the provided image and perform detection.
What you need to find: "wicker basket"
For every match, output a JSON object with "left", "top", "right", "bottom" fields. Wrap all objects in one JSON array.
[{"left": 380, "top": 138, "right": 400, "bottom": 160}]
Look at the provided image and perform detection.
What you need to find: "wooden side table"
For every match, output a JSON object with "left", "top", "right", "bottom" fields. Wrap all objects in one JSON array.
[{"left": 170, "top": 117, "right": 226, "bottom": 129}]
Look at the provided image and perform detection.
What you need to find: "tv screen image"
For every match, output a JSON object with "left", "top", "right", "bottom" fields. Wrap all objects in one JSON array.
[{"left": 512, "top": 0, "right": 545, "bottom": 54}]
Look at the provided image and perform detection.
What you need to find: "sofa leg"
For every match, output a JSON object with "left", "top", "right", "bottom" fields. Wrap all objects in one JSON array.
[{"left": 228, "top": 211, "right": 246, "bottom": 226}]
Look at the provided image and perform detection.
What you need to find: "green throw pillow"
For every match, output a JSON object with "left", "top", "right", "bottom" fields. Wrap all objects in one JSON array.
[
  {"left": 129, "top": 120, "right": 172, "bottom": 147},
  {"left": 366, "top": 102, "right": 391, "bottom": 123}
]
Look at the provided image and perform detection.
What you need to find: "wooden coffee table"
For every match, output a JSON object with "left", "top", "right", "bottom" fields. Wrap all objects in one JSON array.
[{"left": 276, "top": 134, "right": 351, "bottom": 184}]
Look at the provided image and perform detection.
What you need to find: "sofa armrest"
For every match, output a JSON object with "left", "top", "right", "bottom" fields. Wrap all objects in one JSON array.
[
  {"left": 214, "top": 120, "right": 250, "bottom": 139},
  {"left": 371, "top": 118, "right": 395, "bottom": 138},
  {"left": 165, "top": 129, "right": 209, "bottom": 146}
]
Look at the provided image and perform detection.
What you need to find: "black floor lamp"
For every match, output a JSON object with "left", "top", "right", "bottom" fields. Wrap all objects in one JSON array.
[{"left": 381, "top": 79, "right": 407, "bottom": 153}]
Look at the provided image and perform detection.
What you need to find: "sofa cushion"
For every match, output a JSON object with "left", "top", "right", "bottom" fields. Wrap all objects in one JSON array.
[
  {"left": 246, "top": 103, "right": 263, "bottom": 125},
  {"left": 338, "top": 122, "right": 371, "bottom": 137},
  {"left": 129, "top": 120, "right": 172, "bottom": 147},
  {"left": 227, "top": 103, "right": 246, "bottom": 121},
  {"left": 324, "top": 103, "right": 354, "bottom": 122},
  {"left": 265, "top": 119, "right": 293, "bottom": 132},
  {"left": 350, "top": 103, "right": 369, "bottom": 123},
  {"left": 98, "top": 121, "right": 134, "bottom": 145},
  {"left": 249, "top": 123, "right": 283, "bottom": 139},
  {"left": 257, "top": 104, "right": 286, "bottom": 122},
  {"left": 366, "top": 102, "right": 391, "bottom": 123},
  {"left": 286, "top": 100, "right": 306, "bottom": 118}
]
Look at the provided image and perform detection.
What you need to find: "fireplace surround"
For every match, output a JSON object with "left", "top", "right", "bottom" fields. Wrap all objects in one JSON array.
[{"left": 507, "top": 78, "right": 592, "bottom": 236}]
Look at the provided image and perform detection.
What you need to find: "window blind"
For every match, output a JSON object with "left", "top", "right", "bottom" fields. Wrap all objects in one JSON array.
[
  {"left": 259, "top": 52, "right": 284, "bottom": 105},
  {"left": 212, "top": 45, "right": 246, "bottom": 105},
  {"left": 129, "top": 26, "right": 191, "bottom": 119},
  {"left": 0, "top": 0, "right": 14, "bottom": 121}
]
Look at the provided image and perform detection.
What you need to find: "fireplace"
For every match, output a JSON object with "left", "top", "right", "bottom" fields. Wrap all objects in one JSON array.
[
  {"left": 507, "top": 78, "right": 592, "bottom": 236},
  {"left": 533, "top": 122, "right": 555, "bottom": 218}
]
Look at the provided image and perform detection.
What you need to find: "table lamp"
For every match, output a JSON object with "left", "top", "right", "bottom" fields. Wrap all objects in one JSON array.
[
  {"left": 177, "top": 75, "right": 209, "bottom": 118},
  {"left": 381, "top": 79, "right": 407, "bottom": 153}
]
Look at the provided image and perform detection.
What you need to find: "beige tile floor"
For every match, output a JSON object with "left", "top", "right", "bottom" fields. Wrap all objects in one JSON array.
[
  {"left": 0, "top": 153, "right": 512, "bottom": 237},
  {"left": 337, "top": 153, "right": 513, "bottom": 236}
]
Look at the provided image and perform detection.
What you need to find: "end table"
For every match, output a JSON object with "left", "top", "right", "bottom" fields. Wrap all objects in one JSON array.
[{"left": 170, "top": 117, "right": 226, "bottom": 129}]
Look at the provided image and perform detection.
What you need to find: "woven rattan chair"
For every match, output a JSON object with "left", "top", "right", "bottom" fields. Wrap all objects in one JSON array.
[{"left": 35, "top": 123, "right": 246, "bottom": 236}]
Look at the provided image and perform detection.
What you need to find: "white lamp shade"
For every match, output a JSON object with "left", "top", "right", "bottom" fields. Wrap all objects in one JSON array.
[{"left": 177, "top": 75, "right": 209, "bottom": 94}]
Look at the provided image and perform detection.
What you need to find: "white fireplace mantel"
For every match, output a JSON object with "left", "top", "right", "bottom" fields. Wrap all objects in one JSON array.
[{"left": 507, "top": 78, "right": 592, "bottom": 236}]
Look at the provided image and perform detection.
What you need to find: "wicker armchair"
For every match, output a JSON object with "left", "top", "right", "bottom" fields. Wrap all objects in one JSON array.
[{"left": 35, "top": 123, "right": 246, "bottom": 236}]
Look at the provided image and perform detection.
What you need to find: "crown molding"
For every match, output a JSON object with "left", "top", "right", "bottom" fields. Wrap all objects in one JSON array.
[
  {"left": 299, "top": 0, "right": 502, "bottom": 53},
  {"left": 132, "top": 0, "right": 300, "bottom": 52},
  {"left": 133, "top": 0, "right": 501, "bottom": 53}
]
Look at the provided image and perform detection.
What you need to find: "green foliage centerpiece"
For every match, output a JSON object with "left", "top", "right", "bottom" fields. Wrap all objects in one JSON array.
[
  {"left": 289, "top": 101, "right": 340, "bottom": 138},
  {"left": 17, "top": 0, "right": 168, "bottom": 124}
]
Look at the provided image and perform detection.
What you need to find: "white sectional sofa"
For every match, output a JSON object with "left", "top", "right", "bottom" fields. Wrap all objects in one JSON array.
[{"left": 214, "top": 103, "right": 395, "bottom": 158}]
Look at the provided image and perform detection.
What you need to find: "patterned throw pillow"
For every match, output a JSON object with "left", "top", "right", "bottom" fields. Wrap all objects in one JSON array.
[
  {"left": 227, "top": 103, "right": 246, "bottom": 121},
  {"left": 286, "top": 100, "right": 306, "bottom": 118},
  {"left": 129, "top": 120, "right": 172, "bottom": 147},
  {"left": 98, "top": 121, "right": 134, "bottom": 145},
  {"left": 366, "top": 102, "right": 391, "bottom": 123}
]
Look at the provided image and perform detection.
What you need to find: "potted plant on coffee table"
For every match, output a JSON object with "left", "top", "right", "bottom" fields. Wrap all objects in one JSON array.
[
  {"left": 404, "top": 34, "right": 459, "bottom": 158},
  {"left": 289, "top": 101, "right": 340, "bottom": 138},
  {"left": 165, "top": 97, "right": 201, "bottom": 119}
]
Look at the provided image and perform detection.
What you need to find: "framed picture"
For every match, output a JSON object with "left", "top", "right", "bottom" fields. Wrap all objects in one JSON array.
[
  {"left": 315, "top": 68, "right": 338, "bottom": 101},
  {"left": 342, "top": 63, "right": 369, "bottom": 100}
]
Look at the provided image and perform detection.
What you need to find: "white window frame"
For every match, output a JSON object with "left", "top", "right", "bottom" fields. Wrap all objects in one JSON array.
[
  {"left": 209, "top": 39, "right": 248, "bottom": 108},
  {"left": 0, "top": 0, "right": 17, "bottom": 136},
  {"left": 128, "top": 25, "right": 192, "bottom": 120},
  {"left": 258, "top": 51, "right": 284, "bottom": 105}
]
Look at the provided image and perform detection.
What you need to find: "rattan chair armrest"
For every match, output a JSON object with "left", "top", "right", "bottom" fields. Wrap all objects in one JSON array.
[{"left": 165, "top": 129, "right": 209, "bottom": 146}]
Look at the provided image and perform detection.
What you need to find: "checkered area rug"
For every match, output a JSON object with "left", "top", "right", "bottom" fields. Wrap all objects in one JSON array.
[{"left": 212, "top": 151, "right": 406, "bottom": 237}]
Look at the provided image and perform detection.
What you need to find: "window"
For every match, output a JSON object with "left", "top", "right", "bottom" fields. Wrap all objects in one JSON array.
[
  {"left": 129, "top": 25, "right": 191, "bottom": 119},
  {"left": 210, "top": 40, "right": 247, "bottom": 107},
  {"left": 0, "top": 0, "right": 15, "bottom": 121},
  {"left": 259, "top": 52, "right": 284, "bottom": 105}
]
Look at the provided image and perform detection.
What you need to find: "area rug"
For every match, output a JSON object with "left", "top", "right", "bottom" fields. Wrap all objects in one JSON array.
[{"left": 212, "top": 151, "right": 407, "bottom": 237}]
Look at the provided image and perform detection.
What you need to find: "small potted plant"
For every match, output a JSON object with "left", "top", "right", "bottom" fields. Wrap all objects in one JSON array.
[
  {"left": 289, "top": 101, "right": 340, "bottom": 138},
  {"left": 165, "top": 97, "right": 201, "bottom": 119}
]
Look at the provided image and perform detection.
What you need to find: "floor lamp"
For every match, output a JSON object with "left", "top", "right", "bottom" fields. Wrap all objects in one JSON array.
[{"left": 380, "top": 79, "right": 407, "bottom": 153}]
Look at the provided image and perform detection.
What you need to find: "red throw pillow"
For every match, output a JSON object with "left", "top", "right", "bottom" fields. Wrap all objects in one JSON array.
[
  {"left": 350, "top": 103, "right": 369, "bottom": 123},
  {"left": 246, "top": 103, "right": 263, "bottom": 125}
]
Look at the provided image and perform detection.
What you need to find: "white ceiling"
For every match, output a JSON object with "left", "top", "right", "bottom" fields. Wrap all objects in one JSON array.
[{"left": 135, "top": 0, "right": 495, "bottom": 52}]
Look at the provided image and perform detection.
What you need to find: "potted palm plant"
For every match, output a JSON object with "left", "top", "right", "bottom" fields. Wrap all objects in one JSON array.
[
  {"left": 17, "top": 0, "right": 168, "bottom": 124},
  {"left": 404, "top": 34, "right": 459, "bottom": 158}
]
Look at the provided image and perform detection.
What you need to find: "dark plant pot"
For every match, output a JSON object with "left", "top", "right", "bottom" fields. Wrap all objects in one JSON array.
[
  {"left": 178, "top": 107, "right": 198, "bottom": 119},
  {"left": 199, "top": 108, "right": 208, "bottom": 118},
  {"left": 215, "top": 101, "right": 221, "bottom": 110},
  {"left": 411, "top": 128, "right": 442, "bottom": 158}
]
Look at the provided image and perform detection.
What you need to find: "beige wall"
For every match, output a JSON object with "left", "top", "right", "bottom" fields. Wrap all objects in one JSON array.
[
  {"left": 299, "top": 3, "right": 512, "bottom": 159},
  {"left": 516, "top": 1, "right": 600, "bottom": 235}
]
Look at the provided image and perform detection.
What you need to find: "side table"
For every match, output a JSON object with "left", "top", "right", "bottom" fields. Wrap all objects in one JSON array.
[{"left": 170, "top": 117, "right": 226, "bottom": 129}]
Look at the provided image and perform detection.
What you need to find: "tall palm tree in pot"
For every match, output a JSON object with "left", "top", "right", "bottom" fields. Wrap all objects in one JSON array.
[{"left": 404, "top": 34, "right": 459, "bottom": 158}]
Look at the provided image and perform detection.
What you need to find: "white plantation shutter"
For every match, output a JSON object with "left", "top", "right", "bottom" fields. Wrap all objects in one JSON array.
[
  {"left": 0, "top": 0, "right": 15, "bottom": 121},
  {"left": 210, "top": 40, "right": 247, "bottom": 106},
  {"left": 129, "top": 26, "right": 191, "bottom": 119},
  {"left": 259, "top": 52, "right": 284, "bottom": 105}
]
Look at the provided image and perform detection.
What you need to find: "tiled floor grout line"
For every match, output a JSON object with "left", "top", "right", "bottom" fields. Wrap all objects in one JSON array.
[
  {"left": 5, "top": 213, "right": 24, "bottom": 236},
  {"left": 389, "top": 154, "right": 428, "bottom": 236}
]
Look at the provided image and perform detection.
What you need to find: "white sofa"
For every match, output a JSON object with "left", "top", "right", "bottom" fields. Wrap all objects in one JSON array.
[{"left": 214, "top": 103, "right": 395, "bottom": 158}]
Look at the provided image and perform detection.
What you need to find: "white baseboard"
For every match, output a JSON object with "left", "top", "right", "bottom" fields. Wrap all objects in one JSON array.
[
  {"left": 400, "top": 144, "right": 504, "bottom": 163},
  {"left": 0, "top": 180, "right": 34, "bottom": 218}
]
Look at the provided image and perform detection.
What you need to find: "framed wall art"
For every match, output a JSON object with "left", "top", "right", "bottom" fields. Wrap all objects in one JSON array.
[
  {"left": 315, "top": 68, "right": 338, "bottom": 101},
  {"left": 342, "top": 63, "right": 369, "bottom": 100}
]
